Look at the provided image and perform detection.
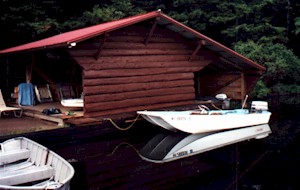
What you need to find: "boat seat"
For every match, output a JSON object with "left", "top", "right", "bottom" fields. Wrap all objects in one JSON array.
[
  {"left": 0, "top": 160, "right": 33, "bottom": 172},
  {"left": 0, "top": 165, "right": 54, "bottom": 186},
  {"left": 0, "top": 149, "right": 30, "bottom": 166}
]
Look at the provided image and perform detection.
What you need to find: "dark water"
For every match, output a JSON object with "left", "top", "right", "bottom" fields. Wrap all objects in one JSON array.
[{"left": 10, "top": 107, "right": 300, "bottom": 190}]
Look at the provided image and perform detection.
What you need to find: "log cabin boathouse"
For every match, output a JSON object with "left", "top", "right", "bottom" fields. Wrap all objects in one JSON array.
[{"left": 0, "top": 10, "right": 266, "bottom": 126}]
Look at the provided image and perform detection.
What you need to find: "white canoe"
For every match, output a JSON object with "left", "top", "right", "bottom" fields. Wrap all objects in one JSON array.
[
  {"left": 139, "top": 124, "right": 271, "bottom": 163},
  {"left": 61, "top": 99, "right": 83, "bottom": 108},
  {"left": 137, "top": 105, "right": 271, "bottom": 134},
  {"left": 0, "top": 137, "right": 74, "bottom": 190}
]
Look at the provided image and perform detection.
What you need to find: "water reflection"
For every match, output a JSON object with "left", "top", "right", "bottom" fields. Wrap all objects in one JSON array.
[
  {"left": 139, "top": 124, "right": 271, "bottom": 163},
  {"left": 39, "top": 123, "right": 272, "bottom": 190},
  {"left": 5, "top": 105, "right": 298, "bottom": 189}
]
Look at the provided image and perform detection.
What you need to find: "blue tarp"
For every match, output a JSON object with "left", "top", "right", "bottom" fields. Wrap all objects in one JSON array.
[{"left": 18, "top": 83, "right": 35, "bottom": 106}]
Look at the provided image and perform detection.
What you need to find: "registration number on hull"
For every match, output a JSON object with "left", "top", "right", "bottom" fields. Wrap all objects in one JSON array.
[
  {"left": 171, "top": 117, "right": 189, "bottom": 121},
  {"left": 173, "top": 151, "right": 188, "bottom": 158}
]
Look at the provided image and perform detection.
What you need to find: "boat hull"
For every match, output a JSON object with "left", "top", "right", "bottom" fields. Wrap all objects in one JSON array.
[{"left": 137, "top": 109, "right": 271, "bottom": 134}]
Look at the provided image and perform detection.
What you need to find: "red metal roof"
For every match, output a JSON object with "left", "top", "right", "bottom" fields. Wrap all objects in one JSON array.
[
  {"left": 0, "top": 10, "right": 265, "bottom": 71},
  {"left": 0, "top": 11, "right": 159, "bottom": 54}
]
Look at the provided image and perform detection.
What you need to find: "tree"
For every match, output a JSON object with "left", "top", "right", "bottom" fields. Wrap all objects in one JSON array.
[
  {"left": 0, "top": 0, "right": 64, "bottom": 48},
  {"left": 235, "top": 40, "right": 300, "bottom": 97},
  {"left": 1, "top": 0, "right": 300, "bottom": 98},
  {"left": 295, "top": 17, "right": 300, "bottom": 35}
]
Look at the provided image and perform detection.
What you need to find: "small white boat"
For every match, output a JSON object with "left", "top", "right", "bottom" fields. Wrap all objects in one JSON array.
[
  {"left": 137, "top": 101, "right": 271, "bottom": 134},
  {"left": 139, "top": 124, "right": 271, "bottom": 163},
  {"left": 61, "top": 98, "right": 83, "bottom": 108},
  {"left": 0, "top": 137, "right": 74, "bottom": 190}
]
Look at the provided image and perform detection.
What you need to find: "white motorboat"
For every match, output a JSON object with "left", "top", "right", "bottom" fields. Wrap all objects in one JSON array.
[
  {"left": 137, "top": 101, "right": 271, "bottom": 134},
  {"left": 0, "top": 137, "right": 74, "bottom": 190},
  {"left": 139, "top": 124, "right": 271, "bottom": 163}
]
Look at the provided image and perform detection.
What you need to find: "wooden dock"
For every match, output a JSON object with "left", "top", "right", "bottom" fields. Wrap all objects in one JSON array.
[
  {"left": 10, "top": 102, "right": 84, "bottom": 126},
  {"left": 7, "top": 101, "right": 216, "bottom": 128}
]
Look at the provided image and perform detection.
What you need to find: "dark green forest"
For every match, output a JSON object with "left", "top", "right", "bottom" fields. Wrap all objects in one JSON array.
[{"left": 1, "top": 0, "right": 300, "bottom": 98}]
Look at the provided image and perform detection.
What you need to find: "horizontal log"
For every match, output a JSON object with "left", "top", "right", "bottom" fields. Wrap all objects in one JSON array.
[
  {"left": 84, "top": 79, "right": 194, "bottom": 95},
  {"left": 69, "top": 49, "right": 193, "bottom": 57},
  {"left": 84, "top": 67, "right": 203, "bottom": 78},
  {"left": 75, "top": 42, "right": 192, "bottom": 50},
  {"left": 104, "top": 42, "right": 192, "bottom": 49},
  {"left": 78, "top": 59, "right": 211, "bottom": 70},
  {"left": 83, "top": 73, "right": 194, "bottom": 86},
  {"left": 110, "top": 25, "right": 185, "bottom": 37},
  {"left": 75, "top": 55, "right": 194, "bottom": 64},
  {"left": 84, "top": 86, "right": 195, "bottom": 103},
  {"left": 84, "top": 100, "right": 195, "bottom": 117},
  {"left": 85, "top": 93, "right": 195, "bottom": 113},
  {"left": 106, "top": 35, "right": 184, "bottom": 43}
]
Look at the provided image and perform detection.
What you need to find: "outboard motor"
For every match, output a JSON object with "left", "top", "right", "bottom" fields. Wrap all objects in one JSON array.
[
  {"left": 251, "top": 101, "right": 269, "bottom": 113},
  {"left": 215, "top": 94, "right": 230, "bottom": 109}
]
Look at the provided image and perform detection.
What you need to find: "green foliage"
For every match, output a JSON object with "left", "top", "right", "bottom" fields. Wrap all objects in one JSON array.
[
  {"left": 60, "top": 0, "right": 144, "bottom": 31},
  {"left": 82, "top": 6, "right": 125, "bottom": 24},
  {"left": 295, "top": 17, "right": 300, "bottom": 35},
  {"left": 235, "top": 40, "right": 300, "bottom": 97},
  {"left": 250, "top": 80, "right": 271, "bottom": 98},
  {"left": 0, "top": 0, "right": 62, "bottom": 46},
  {"left": 28, "top": 18, "right": 60, "bottom": 35},
  {"left": 165, "top": 0, "right": 290, "bottom": 47},
  {"left": 272, "top": 84, "right": 300, "bottom": 95},
  {"left": 221, "top": 0, "right": 288, "bottom": 45},
  {"left": 0, "top": 0, "right": 300, "bottom": 98}
]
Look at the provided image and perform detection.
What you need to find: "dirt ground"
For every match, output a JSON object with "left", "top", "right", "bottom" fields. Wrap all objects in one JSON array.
[{"left": 0, "top": 116, "right": 61, "bottom": 136}]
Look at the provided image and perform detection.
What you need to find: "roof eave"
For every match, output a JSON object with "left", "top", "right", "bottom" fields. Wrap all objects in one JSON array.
[
  {"left": 158, "top": 13, "right": 266, "bottom": 71},
  {"left": 0, "top": 43, "right": 70, "bottom": 56}
]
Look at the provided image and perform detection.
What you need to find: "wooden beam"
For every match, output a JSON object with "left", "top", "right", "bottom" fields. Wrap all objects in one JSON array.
[
  {"left": 144, "top": 17, "right": 159, "bottom": 45},
  {"left": 219, "top": 57, "right": 244, "bottom": 71},
  {"left": 26, "top": 54, "right": 34, "bottom": 83},
  {"left": 189, "top": 40, "right": 205, "bottom": 61},
  {"left": 94, "top": 33, "right": 109, "bottom": 60},
  {"left": 214, "top": 75, "right": 241, "bottom": 94},
  {"left": 244, "top": 70, "right": 264, "bottom": 75},
  {"left": 32, "top": 65, "right": 55, "bottom": 85},
  {"left": 241, "top": 72, "right": 245, "bottom": 100},
  {"left": 210, "top": 61, "right": 230, "bottom": 70}
]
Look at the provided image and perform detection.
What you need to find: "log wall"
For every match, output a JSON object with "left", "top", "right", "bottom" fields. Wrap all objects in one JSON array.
[
  {"left": 197, "top": 72, "right": 261, "bottom": 100},
  {"left": 69, "top": 23, "right": 211, "bottom": 117},
  {"left": 198, "top": 74, "right": 243, "bottom": 99}
]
